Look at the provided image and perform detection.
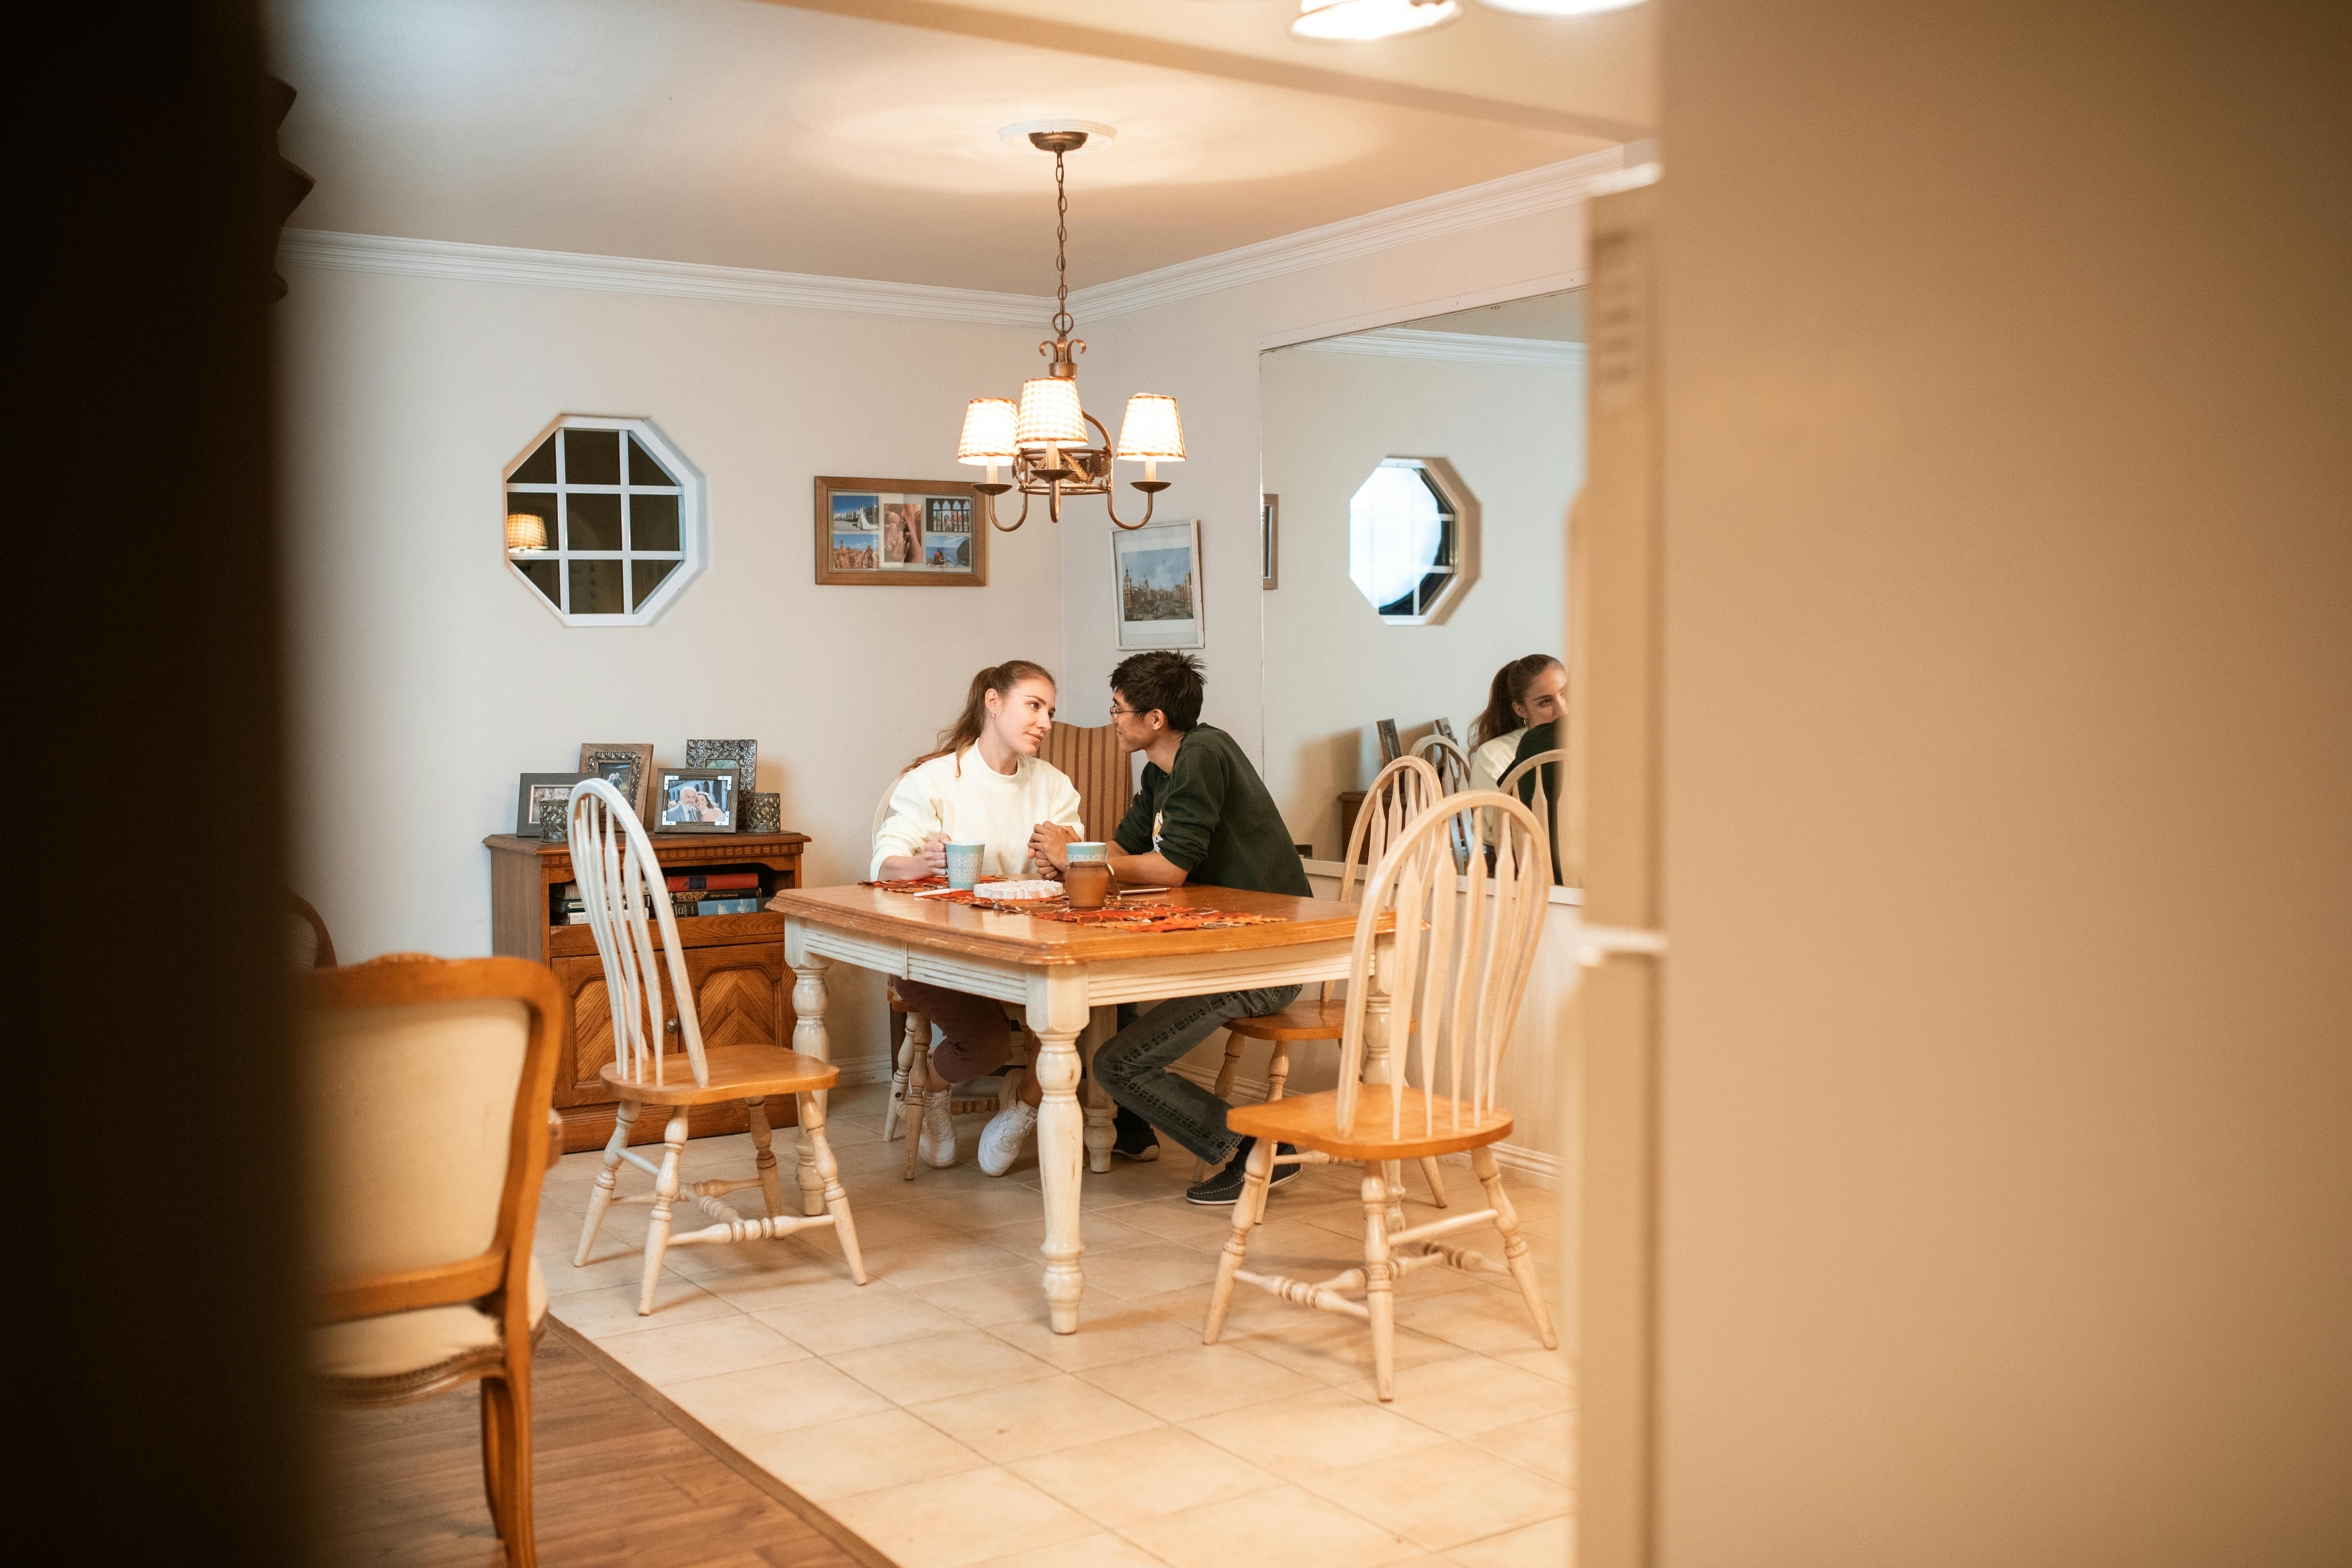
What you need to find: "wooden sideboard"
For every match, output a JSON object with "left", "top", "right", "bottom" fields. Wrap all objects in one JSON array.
[{"left": 486, "top": 830, "right": 811, "bottom": 1152}]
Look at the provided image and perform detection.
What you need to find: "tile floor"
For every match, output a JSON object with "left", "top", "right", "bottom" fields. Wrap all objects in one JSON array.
[{"left": 535, "top": 1082, "right": 1576, "bottom": 1568}]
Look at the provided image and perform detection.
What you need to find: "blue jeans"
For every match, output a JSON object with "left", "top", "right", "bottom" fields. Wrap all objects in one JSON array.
[{"left": 1093, "top": 986, "right": 1303, "bottom": 1166}]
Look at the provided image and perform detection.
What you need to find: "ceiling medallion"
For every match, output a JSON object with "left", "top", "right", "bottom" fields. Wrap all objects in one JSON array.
[{"left": 957, "top": 123, "right": 1183, "bottom": 533}]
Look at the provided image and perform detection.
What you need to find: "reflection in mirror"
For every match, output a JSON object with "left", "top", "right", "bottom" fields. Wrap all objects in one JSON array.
[{"left": 1260, "top": 287, "right": 1584, "bottom": 864}]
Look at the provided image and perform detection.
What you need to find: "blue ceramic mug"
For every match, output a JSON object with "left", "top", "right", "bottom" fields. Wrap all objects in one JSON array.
[
  {"left": 943, "top": 841, "right": 986, "bottom": 890},
  {"left": 1065, "top": 840, "right": 1109, "bottom": 865}
]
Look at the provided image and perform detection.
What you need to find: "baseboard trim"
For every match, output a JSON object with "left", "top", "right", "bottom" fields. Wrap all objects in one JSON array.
[{"left": 827, "top": 1051, "right": 893, "bottom": 1088}]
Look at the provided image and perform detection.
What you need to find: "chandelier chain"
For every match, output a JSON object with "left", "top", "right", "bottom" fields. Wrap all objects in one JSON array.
[{"left": 1052, "top": 151, "right": 1073, "bottom": 337}]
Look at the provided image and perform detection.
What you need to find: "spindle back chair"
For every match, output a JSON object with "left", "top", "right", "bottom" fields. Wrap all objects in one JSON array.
[{"left": 1498, "top": 747, "right": 1568, "bottom": 884}]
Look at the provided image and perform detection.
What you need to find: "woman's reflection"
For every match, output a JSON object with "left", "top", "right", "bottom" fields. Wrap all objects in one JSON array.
[{"left": 1469, "top": 655, "right": 1565, "bottom": 793}]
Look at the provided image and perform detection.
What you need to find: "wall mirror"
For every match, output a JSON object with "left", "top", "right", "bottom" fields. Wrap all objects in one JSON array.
[{"left": 1259, "top": 287, "right": 1585, "bottom": 858}]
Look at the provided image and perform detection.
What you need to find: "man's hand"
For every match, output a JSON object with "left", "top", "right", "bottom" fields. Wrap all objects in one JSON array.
[{"left": 1029, "top": 821, "right": 1081, "bottom": 877}]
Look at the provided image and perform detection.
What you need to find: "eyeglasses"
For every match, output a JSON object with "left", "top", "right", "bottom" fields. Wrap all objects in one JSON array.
[{"left": 1108, "top": 703, "right": 1140, "bottom": 718}]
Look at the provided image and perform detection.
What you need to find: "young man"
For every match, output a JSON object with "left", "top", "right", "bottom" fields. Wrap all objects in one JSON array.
[{"left": 1031, "top": 651, "right": 1313, "bottom": 1204}]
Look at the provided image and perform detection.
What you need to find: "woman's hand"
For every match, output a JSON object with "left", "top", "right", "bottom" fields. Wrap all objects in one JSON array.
[
  {"left": 920, "top": 834, "right": 949, "bottom": 875},
  {"left": 1029, "top": 821, "right": 1079, "bottom": 877}
]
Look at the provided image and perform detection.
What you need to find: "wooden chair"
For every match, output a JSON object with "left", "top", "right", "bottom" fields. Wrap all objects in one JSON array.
[
  {"left": 1499, "top": 747, "right": 1569, "bottom": 884},
  {"left": 567, "top": 779, "right": 865, "bottom": 1313},
  {"left": 1204, "top": 790, "right": 1558, "bottom": 1399},
  {"left": 1206, "top": 754, "right": 1451, "bottom": 1209},
  {"left": 291, "top": 891, "right": 337, "bottom": 967},
  {"left": 303, "top": 952, "right": 566, "bottom": 1567},
  {"left": 1410, "top": 732, "right": 1472, "bottom": 794}
]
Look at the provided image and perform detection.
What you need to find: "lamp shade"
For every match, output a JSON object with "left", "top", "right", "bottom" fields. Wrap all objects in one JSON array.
[
  {"left": 1292, "top": 0, "right": 1461, "bottom": 41},
  {"left": 956, "top": 398, "right": 1018, "bottom": 464},
  {"left": 1116, "top": 395, "right": 1186, "bottom": 464},
  {"left": 505, "top": 512, "right": 548, "bottom": 551},
  {"left": 1014, "top": 377, "right": 1088, "bottom": 449}
]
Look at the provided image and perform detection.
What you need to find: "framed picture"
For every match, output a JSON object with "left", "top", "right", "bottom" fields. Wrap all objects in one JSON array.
[
  {"left": 1113, "top": 517, "right": 1205, "bottom": 650},
  {"left": 1433, "top": 717, "right": 1457, "bottom": 743},
  {"left": 577, "top": 743, "right": 655, "bottom": 821},
  {"left": 656, "top": 767, "right": 738, "bottom": 833},
  {"left": 1261, "top": 493, "right": 1279, "bottom": 590},
  {"left": 814, "top": 476, "right": 987, "bottom": 586},
  {"left": 514, "top": 772, "right": 588, "bottom": 835},
  {"left": 684, "top": 738, "right": 757, "bottom": 797},
  {"left": 1377, "top": 719, "right": 1403, "bottom": 764}
]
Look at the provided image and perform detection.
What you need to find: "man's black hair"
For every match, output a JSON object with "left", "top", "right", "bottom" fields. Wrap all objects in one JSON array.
[{"left": 1110, "top": 650, "right": 1205, "bottom": 733}]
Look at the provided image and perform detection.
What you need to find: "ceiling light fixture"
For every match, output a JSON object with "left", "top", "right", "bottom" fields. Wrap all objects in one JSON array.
[
  {"left": 1290, "top": 0, "right": 1461, "bottom": 41},
  {"left": 959, "top": 124, "right": 1182, "bottom": 532},
  {"left": 1472, "top": 0, "right": 1645, "bottom": 15}
]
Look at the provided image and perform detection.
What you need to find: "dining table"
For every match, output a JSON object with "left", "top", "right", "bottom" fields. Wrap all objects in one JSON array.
[{"left": 770, "top": 881, "right": 1395, "bottom": 1333}]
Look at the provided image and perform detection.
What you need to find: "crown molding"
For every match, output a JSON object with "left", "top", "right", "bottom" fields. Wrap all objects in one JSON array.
[
  {"left": 1065, "top": 144, "right": 1630, "bottom": 321},
  {"left": 279, "top": 144, "right": 1638, "bottom": 327},
  {"left": 1293, "top": 327, "right": 1587, "bottom": 368},
  {"left": 277, "top": 229, "right": 1054, "bottom": 327}
]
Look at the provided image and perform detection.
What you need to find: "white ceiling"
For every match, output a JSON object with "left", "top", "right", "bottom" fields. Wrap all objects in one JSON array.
[{"left": 272, "top": 0, "right": 1655, "bottom": 294}]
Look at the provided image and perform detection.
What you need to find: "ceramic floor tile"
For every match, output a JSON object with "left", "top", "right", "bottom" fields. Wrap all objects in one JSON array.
[
  {"left": 691, "top": 1260, "right": 874, "bottom": 1313},
  {"left": 973, "top": 1210, "right": 1160, "bottom": 1258},
  {"left": 730, "top": 1406, "right": 992, "bottom": 1503},
  {"left": 909, "top": 1372, "right": 1162, "bottom": 1462},
  {"left": 1349, "top": 1354, "right": 1572, "bottom": 1438},
  {"left": 1008, "top": 1424, "right": 1282, "bottom": 1530},
  {"left": 973, "top": 1533, "right": 1169, "bottom": 1568},
  {"left": 547, "top": 1275, "right": 737, "bottom": 1338},
  {"left": 1490, "top": 1344, "right": 1577, "bottom": 1388},
  {"left": 1394, "top": 1280, "right": 1560, "bottom": 1356},
  {"left": 748, "top": 1281, "right": 972, "bottom": 1356},
  {"left": 1300, "top": 1441, "right": 1570, "bottom": 1552},
  {"left": 1074, "top": 1343, "right": 1321, "bottom": 1423},
  {"left": 980, "top": 1304, "right": 1204, "bottom": 1372},
  {"left": 1443, "top": 1513, "right": 1572, "bottom": 1568},
  {"left": 800, "top": 1200, "right": 960, "bottom": 1251},
  {"left": 1221, "top": 1313, "right": 1473, "bottom": 1393},
  {"left": 1469, "top": 1411, "right": 1574, "bottom": 1485},
  {"left": 532, "top": 1239, "right": 667, "bottom": 1295},
  {"left": 1121, "top": 1484, "right": 1422, "bottom": 1568},
  {"left": 1105, "top": 1201, "right": 1249, "bottom": 1247},
  {"left": 1182, "top": 1386, "right": 1451, "bottom": 1480},
  {"left": 825, "top": 1464, "right": 1098, "bottom": 1568},
  {"left": 829, "top": 1325, "right": 1059, "bottom": 1406},
  {"left": 906, "top": 1264, "right": 1092, "bottom": 1329},
  {"left": 849, "top": 1233, "right": 1039, "bottom": 1290},
  {"left": 593, "top": 1311, "right": 809, "bottom": 1386},
  {"left": 897, "top": 1186, "right": 1060, "bottom": 1229},
  {"left": 662, "top": 1354, "right": 893, "bottom": 1443},
  {"left": 1082, "top": 1243, "right": 1224, "bottom": 1299}
]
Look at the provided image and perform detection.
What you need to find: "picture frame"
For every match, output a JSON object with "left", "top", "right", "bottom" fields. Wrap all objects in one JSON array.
[
  {"left": 1113, "top": 516, "right": 1205, "bottom": 650},
  {"left": 655, "top": 766, "right": 739, "bottom": 834},
  {"left": 1377, "top": 719, "right": 1403, "bottom": 764},
  {"left": 814, "top": 476, "right": 987, "bottom": 586},
  {"left": 1261, "top": 493, "right": 1279, "bottom": 590},
  {"left": 577, "top": 743, "right": 655, "bottom": 822},
  {"left": 514, "top": 772, "right": 589, "bottom": 835},
  {"left": 1433, "top": 717, "right": 1457, "bottom": 743},
  {"left": 683, "top": 738, "right": 757, "bottom": 798}
]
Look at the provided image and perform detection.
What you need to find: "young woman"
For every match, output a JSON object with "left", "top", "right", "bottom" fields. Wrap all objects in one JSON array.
[
  {"left": 873, "top": 660, "right": 1086, "bottom": 1175},
  {"left": 1469, "top": 654, "right": 1567, "bottom": 794}
]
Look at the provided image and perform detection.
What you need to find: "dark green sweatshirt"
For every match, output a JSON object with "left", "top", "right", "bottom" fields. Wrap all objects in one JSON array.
[{"left": 1114, "top": 724, "right": 1310, "bottom": 896}]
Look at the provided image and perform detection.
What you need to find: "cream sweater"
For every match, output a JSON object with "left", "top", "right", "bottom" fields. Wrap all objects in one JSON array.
[
  {"left": 1470, "top": 728, "right": 1529, "bottom": 794},
  {"left": 870, "top": 748, "right": 1086, "bottom": 880}
]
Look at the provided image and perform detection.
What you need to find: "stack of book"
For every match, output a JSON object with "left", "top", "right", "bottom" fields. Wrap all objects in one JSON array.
[
  {"left": 553, "top": 871, "right": 766, "bottom": 923},
  {"left": 668, "top": 870, "right": 764, "bottom": 917}
]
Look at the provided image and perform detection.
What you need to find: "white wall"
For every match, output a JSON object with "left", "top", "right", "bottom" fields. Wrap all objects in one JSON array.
[
  {"left": 1654, "top": 1, "right": 2352, "bottom": 1561},
  {"left": 1259, "top": 344, "right": 1584, "bottom": 856},
  {"left": 1059, "top": 207, "right": 1592, "bottom": 762},
  {"left": 278, "top": 266, "right": 1052, "bottom": 1063}
]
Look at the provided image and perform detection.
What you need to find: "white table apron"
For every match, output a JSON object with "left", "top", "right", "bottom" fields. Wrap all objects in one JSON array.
[{"left": 784, "top": 914, "right": 1363, "bottom": 1334}]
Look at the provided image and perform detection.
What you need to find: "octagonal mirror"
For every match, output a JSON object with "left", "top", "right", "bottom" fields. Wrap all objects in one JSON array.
[{"left": 1348, "top": 457, "right": 1471, "bottom": 625}]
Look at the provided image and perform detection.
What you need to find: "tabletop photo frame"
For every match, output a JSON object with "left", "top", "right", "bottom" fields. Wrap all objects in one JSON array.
[
  {"left": 577, "top": 743, "right": 655, "bottom": 822},
  {"left": 514, "top": 772, "right": 589, "bottom": 835},
  {"left": 655, "top": 766, "right": 738, "bottom": 834}
]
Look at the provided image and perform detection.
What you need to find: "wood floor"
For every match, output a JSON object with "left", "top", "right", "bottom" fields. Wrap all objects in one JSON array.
[{"left": 318, "top": 1327, "right": 872, "bottom": 1568}]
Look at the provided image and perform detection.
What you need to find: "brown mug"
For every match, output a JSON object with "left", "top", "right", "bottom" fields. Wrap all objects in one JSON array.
[{"left": 1063, "top": 862, "right": 1111, "bottom": 910}]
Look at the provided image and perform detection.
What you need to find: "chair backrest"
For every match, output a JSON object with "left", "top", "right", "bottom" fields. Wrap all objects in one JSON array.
[
  {"left": 567, "top": 777, "right": 707, "bottom": 1088},
  {"left": 1339, "top": 754, "right": 1443, "bottom": 902},
  {"left": 1498, "top": 748, "right": 1569, "bottom": 883},
  {"left": 1335, "top": 790, "right": 1549, "bottom": 1138},
  {"left": 1038, "top": 720, "right": 1136, "bottom": 843},
  {"left": 1411, "top": 733, "right": 1472, "bottom": 794},
  {"left": 291, "top": 892, "right": 337, "bottom": 968},
  {"left": 298, "top": 953, "right": 564, "bottom": 1329}
]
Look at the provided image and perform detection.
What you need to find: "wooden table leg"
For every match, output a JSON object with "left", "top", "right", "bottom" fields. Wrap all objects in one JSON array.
[
  {"left": 785, "top": 925, "right": 832, "bottom": 1219},
  {"left": 1080, "top": 1005, "right": 1116, "bottom": 1176},
  {"left": 1029, "top": 976, "right": 1089, "bottom": 1333}
]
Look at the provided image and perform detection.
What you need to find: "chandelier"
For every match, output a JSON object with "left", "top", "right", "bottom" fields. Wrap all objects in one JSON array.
[
  {"left": 957, "top": 125, "right": 1183, "bottom": 532},
  {"left": 1290, "top": 0, "right": 1643, "bottom": 42}
]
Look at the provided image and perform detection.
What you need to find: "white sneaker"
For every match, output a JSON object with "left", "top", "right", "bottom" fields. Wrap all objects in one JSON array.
[
  {"left": 977, "top": 1100, "right": 1039, "bottom": 1176},
  {"left": 918, "top": 1090, "right": 958, "bottom": 1168}
]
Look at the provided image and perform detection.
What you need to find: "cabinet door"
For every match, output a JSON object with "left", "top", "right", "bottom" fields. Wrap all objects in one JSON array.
[
  {"left": 686, "top": 942, "right": 786, "bottom": 1049},
  {"left": 552, "top": 953, "right": 624, "bottom": 1107}
]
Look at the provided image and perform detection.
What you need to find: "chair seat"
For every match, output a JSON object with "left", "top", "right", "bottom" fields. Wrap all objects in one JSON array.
[
  {"left": 1225, "top": 998, "right": 1346, "bottom": 1042},
  {"left": 1227, "top": 1086, "right": 1513, "bottom": 1161},
  {"left": 312, "top": 1256, "right": 547, "bottom": 1393},
  {"left": 601, "top": 1044, "right": 838, "bottom": 1105}
]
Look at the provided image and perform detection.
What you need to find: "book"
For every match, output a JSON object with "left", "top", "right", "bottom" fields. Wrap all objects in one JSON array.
[
  {"left": 666, "top": 871, "right": 760, "bottom": 892},
  {"left": 695, "top": 895, "right": 763, "bottom": 916}
]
